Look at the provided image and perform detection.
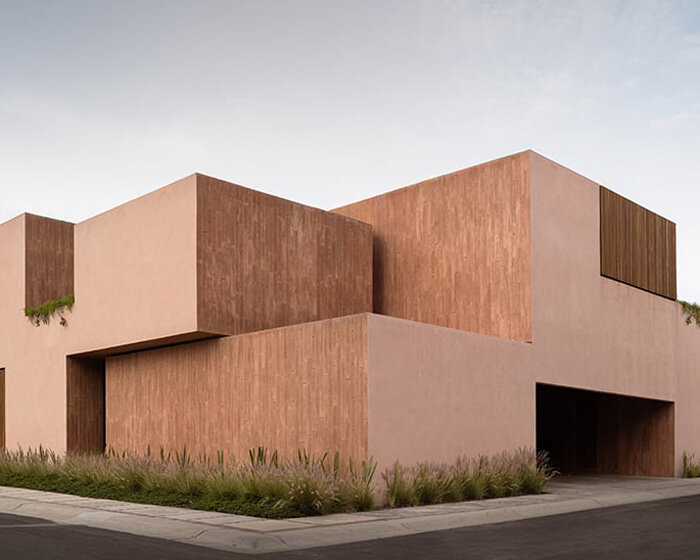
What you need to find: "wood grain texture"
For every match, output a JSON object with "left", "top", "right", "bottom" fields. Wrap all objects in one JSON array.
[
  {"left": 597, "top": 393, "right": 674, "bottom": 477},
  {"left": 105, "top": 314, "right": 368, "bottom": 461},
  {"left": 24, "top": 214, "right": 74, "bottom": 308},
  {"left": 334, "top": 153, "right": 531, "bottom": 342},
  {"left": 0, "top": 369, "right": 5, "bottom": 449},
  {"left": 66, "top": 358, "right": 105, "bottom": 454},
  {"left": 196, "top": 174, "right": 373, "bottom": 336},
  {"left": 537, "top": 384, "right": 674, "bottom": 477},
  {"left": 600, "top": 186, "right": 677, "bottom": 300}
]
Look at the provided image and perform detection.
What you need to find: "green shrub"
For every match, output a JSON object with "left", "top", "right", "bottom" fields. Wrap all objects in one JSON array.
[
  {"left": 207, "top": 472, "right": 244, "bottom": 501},
  {"left": 281, "top": 465, "right": 342, "bottom": 515},
  {"left": 346, "top": 458, "right": 377, "bottom": 511},
  {"left": 461, "top": 472, "right": 487, "bottom": 500},
  {"left": 519, "top": 450, "right": 556, "bottom": 494},
  {"left": 24, "top": 294, "right": 75, "bottom": 326},
  {"left": 383, "top": 448, "right": 555, "bottom": 507},
  {"left": 0, "top": 446, "right": 554, "bottom": 518},
  {"left": 484, "top": 452, "right": 521, "bottom": 498},
  {"left": 383, "top": 463, "right": 416, "bottom": 507},
  {"left": 683, "top": 452, "right": 700, "bottom": 478},
  {"left": 413, "top": 463, "right": 453, "bottom": 505},
  {"left": 680, "top": 301, "right": 700, "bottom": 327}
]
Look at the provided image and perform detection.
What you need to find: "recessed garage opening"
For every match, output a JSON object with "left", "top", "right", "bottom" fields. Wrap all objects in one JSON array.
[{"left": 536, "top": 384, "right": 674, "bottom": 477}]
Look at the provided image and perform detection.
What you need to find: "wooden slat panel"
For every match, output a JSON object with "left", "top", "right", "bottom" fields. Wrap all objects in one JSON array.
[
  {"left": 600, "top": 187, "right": 676, "bottom": 299},
  {"left": 105, "top": 314, "right": 368, "bottom": 461},
  {"left": 24, "top": 214, "right": 74, "bottom": 308},
  {"left": 66, "top": 358, "right": 105, "bottom": 454},
  {"left": 334, "top": 153, "right": 531, "bottom": 342},
  {"left": 537, "top": 384, "right": 674, "bottom": 477},
  {"left": 597, "top": 394, "right": 674, "bottom": 477},
  {"left": 196, "top": 175, "right": 373, "bottom": 336}
]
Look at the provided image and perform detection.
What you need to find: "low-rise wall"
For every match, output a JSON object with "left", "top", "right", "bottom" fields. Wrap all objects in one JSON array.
[{"left": 105, "top": 314, "right": 368, "bottom": 462}]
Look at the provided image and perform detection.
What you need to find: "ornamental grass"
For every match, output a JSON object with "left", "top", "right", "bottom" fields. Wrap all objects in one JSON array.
[
  {"left": 382, "top": 448, "right": 555, "bottom": 508},
  {"left": 683, "top": 452, "right": 700, "bottom": 478},
  {"left": 0, "top": 446, "right": 553, "bottom": 518}
]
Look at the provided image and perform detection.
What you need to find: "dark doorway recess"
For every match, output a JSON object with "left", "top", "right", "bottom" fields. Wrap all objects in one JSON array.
[
  {"left": 536, "top": 383, "right": 674, "bottom": 477},
  {"left": 66, "top": 357, "right": 105, "bottom": 454}
]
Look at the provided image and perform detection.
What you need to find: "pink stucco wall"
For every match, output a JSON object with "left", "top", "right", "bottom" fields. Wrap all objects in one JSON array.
[
  {"left": 675, "top": 318, "right": 700, "bottom": 464},
  {"left": 0, "top": 177, "right": 201, "bottom": 452},
  {"left": 2, "top": 152, "right": 697, "bottom": 473},
  {"left": 69, "top": 175, "right": 200, "bottom": 355},
  {"left": 0, "top": 173, "right": 370, "bottom": 453},
  {"left": 366, "top": 314, "right": 532, "bottom": 468},
  {"left": 0, "top": 216, "right": 68, "bottom": 451},
  {"left": 366, "top": 152, "right": 698, "bottom": 475}
]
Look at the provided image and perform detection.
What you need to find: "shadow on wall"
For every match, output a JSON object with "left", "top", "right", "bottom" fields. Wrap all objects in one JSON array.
[
  {"left": 536, "top": 383, "right": 674, "bottom": 477},
  {"left": 66, "top": 357, "right": 105, "bottom": 454}
]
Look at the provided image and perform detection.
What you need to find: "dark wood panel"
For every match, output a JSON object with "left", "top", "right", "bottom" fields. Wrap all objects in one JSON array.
[
  {"left": 196, "top": 174, "right": 373, "bottom": 336},
  {"left": 537, "top": 384, "right": 674, "bottom": 477},
  {"left": 0, "top": 369, "right": 5, "bottom": 450},
  {"left": 334, "top": 152, "right": 531, "bottom": 342},
  {"left": 600, "top": 187, "right": 676, "bottom": 300},
  {"left": 106, "top": 314, "right": 368, "bottom": 461},
  {"left": 66, "top": 357, "right": 105, "bottom": 454},
  {"left": 24, "top": 214, "right": 74, "bottom": 308},
  {"left": 597, "top": 394, "right": 674, "bottom": 477}
]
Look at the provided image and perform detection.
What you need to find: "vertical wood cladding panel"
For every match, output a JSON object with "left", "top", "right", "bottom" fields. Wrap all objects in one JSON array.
[
  {"left": 597, "top": 394, "right": 674, "bottom": 477},
  {"left": 600, "top": 187, "right": 676, "bottom": 300},
  {"left": 25, "top": 214, "right": 74, "bottom": 308},
  {"left": 196, "top": 175, "right": 373, "bottom": 336},
  {"left": 105, "top": 314, "right": 368, "bottom": 461},
  {"left": 537, "top": 385, "right": 674, "bottom": 477},
  {"left": 66, "top": 358, "right": 105, "bottom": 454},
  {"left": 334, "top": 153, "right": 531, "bottom": 341}
]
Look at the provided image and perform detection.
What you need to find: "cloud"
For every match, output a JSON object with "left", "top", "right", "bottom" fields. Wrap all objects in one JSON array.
[{"left": 1, "top": 1, "right": 699, "bottom": 299}]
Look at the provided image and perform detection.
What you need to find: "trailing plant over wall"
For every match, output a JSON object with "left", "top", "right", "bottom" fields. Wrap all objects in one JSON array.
[
  {"left": 24, "top": 294, "right": 75, "bottom": 327},
  {"left": 679, "top": 300, "right": 700, "bottom": 327}
]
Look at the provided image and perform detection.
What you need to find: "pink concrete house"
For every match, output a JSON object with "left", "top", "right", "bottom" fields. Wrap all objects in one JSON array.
[{"left": 1, "top": 151, "right": 697, "bottom": 476}]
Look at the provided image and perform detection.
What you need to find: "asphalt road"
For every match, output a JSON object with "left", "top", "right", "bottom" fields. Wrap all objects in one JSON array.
[{"left": 2, "top": 495, "right": 699, "bottom": 559}]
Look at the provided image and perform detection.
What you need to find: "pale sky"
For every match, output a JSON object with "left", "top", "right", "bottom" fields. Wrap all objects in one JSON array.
[{"left": 1, "top": 1, "right": 699, "bottom": 300}]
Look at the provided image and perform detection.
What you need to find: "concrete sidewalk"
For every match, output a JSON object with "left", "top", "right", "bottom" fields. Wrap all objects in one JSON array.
[{"left": 1, "top": 476, "right": 699, "bottom": 555}]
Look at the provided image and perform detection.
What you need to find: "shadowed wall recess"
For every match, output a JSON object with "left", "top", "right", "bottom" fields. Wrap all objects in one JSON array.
[
  {"left": 537, "top": 384, "right": 674, "bottom": 477},
  {"left": 66, "top": 357, "right": 105, "bottom": 454}
]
